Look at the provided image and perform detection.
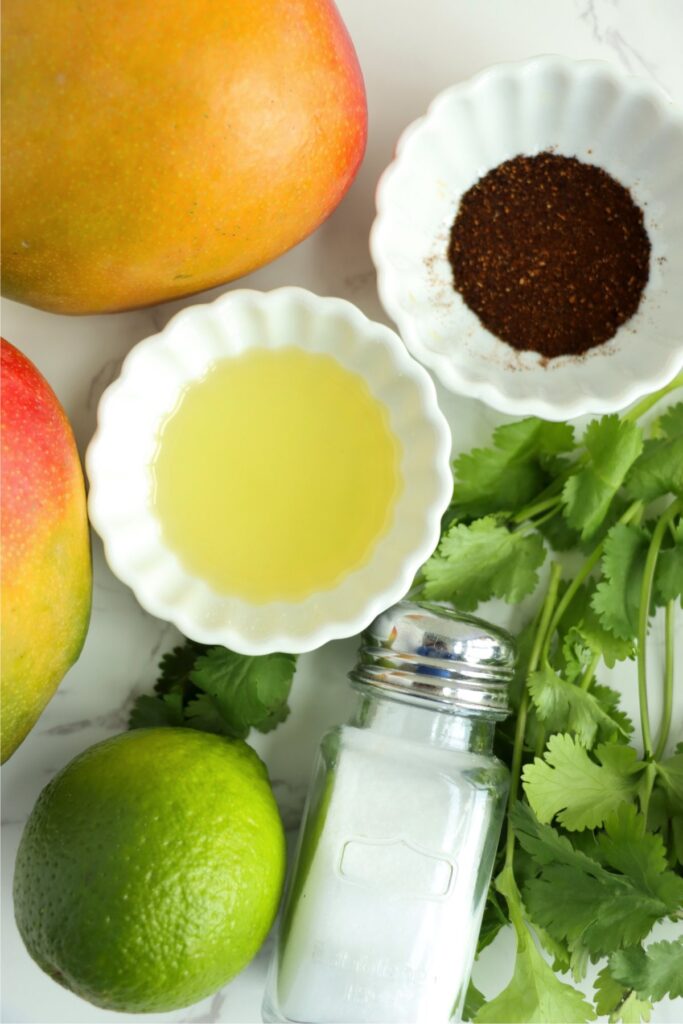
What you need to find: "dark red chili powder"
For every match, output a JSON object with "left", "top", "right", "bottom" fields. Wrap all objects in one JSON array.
[{"left": 447, "top": 152, "right": 651, "bottom": 359}]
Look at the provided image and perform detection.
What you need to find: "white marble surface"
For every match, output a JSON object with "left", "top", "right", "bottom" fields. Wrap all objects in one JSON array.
[{"left": 2, "top": 1, "right": 683, "bottom": 1022}]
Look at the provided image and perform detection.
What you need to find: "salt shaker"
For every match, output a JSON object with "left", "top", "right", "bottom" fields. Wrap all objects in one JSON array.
[{"left": 262, "top": 600, "right": 513, "bottom": 1024}]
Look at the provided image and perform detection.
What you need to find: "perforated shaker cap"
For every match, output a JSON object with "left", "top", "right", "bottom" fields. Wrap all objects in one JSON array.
[{"left": 350, "top": 600, "right": 514, "bottom": 719}]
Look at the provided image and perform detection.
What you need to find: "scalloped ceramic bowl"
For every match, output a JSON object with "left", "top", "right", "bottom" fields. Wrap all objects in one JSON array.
[
  {"left": 86, "top": 287, "right": 452, "bottom": 654},
  {"left": 371, "top": 56, "right": 683, "bottom": 421}
]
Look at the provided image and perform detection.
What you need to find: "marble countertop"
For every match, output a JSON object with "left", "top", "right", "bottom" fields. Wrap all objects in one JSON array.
[{"left": 2, "top": 1, "right": 682, "bottom": 1022}]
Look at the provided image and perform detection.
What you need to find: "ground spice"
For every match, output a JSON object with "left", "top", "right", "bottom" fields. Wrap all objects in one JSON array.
[{"left": 447, "top": 152, "right": 651, "bottom": 359}]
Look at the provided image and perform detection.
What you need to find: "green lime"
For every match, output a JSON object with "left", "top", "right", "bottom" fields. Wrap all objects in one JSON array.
[{"left": 13, "top": 727, "right": 286, "bottom": 1013}]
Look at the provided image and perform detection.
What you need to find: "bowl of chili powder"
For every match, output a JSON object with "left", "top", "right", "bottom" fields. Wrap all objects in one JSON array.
[{"left": 370, "top": 55, "right": 683, "bottom": 420}]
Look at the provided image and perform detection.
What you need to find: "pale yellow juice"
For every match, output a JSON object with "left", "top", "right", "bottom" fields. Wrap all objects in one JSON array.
[{"left": 151, "top": 347, "right": 402, "bottom": 602}]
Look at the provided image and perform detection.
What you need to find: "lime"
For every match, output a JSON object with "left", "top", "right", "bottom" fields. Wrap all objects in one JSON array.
[{"left": 13, "top": 727, "right": 286, "bottom": 1013}]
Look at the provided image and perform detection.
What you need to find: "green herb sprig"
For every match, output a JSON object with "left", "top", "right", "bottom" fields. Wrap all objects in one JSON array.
[
  {"left": 413, "top": 374, "right": 683, "bottom": 1023},
  {"left": 130, "top": 642, "right": 297, "bottom": 738}
]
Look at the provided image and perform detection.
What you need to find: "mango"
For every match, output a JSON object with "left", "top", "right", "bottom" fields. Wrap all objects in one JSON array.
[
  {"left": 1, "top": 0, "right": 367, "bottom": 315},
  {"left": 1, "top": 339, "right": 92, "bottom": 761}
]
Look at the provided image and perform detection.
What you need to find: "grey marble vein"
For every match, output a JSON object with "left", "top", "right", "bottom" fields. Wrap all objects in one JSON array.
[
  {"left": 86, "top": 356, "right": 124, "bottom": 411},
  {"left": 270, "top": 778, "right": 309, "bottom": 830},
  {"left": 577, "top": 0, "right": 667, "bottom": 91}
]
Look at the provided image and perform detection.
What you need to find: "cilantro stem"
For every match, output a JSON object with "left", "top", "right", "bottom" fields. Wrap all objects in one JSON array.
[
  {"left": 637, "top": 498, "right": 682, "bottom": 759},
  {"left": 511, "top": 493, "right": 562, "bottom": 524},
  {"left": 653, "top": 600, "right": 675, "bottom": 761},
  {"left": 526, "top": 505, "right": 562, "bottom": 530},
  {"left": 540, "top": 548, "right": 602, "bottom": 662},
  {"left": 640, "top": 763, "right": 657, "bottom": 826},
  {"left": 623, "top": 371, "right": 683, "bottom": 423},
  {"left": 503, "top": 562, "right": 563, "bottom": 872},
  {"left": 579, "top": 651, "right": 601, "bottom": 691}
]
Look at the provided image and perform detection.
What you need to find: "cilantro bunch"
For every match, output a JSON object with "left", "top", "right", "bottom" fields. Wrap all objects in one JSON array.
[
  {"left": 412, "top": 375, "right": 683, "bottom": 1023},
  {"left": 129, "top": 375, "right": 683, "bottom": 1023}
]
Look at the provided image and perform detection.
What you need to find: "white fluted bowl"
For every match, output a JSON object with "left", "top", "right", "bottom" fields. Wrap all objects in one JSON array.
[
  {"left": 86, "top": 287, "right": 452, "bottom": 655},
  {"left": 371, "top": 56, "right": 683, "bottom": 420}
]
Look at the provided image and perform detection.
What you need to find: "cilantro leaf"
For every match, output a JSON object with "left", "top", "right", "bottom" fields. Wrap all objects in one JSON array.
[
  {"left": 562, "top": 416, "right": 643, "bottom": 539},
  {"left": 590, "top": 684, "right": 635, "bottom": 740},
  {"left": 128, "top": 640, "right": 296, "bottom": 739},
  {"left": 534, "top": 922, "right": 572, "bottom": 975},
  {"left": 184, "top": 694, "right": 240, "bottom": 736},
  {"left": 558, "top": 590, "right": 636, "bottom": 685},
  {"left": 560, "top": 582, "right": 635, "bottom": 667},
  {"left": 610, "top": 993, "right": 653, "bottom": 1024},
  {"left": 476, "top": 889, "right": 510, "bottom": 956},
  {"left": 538, "top": 511, "right": 582, "bottom": 552},
  {"left": 595, "top": 804, "right": 683, "bottom": 911},
  {"left": 558, "top": 625, "right": 594, "bottom": 681},
  {"left": 610, "top": 938, "right": 683, "bottom": 1001},
  {"left": 522, "top": 733, "right": 644, "bottom": 830},
  {"left": 656, "top": 751, "right": 683, "bottom": 811},
  {"left": 626, "top": 438, "right": 683, "bottom": 502},
  {"left": 594, "top": 965, "right": 628, "bottom": 1016},
  {"left": 450, "top": 417, "right": 574, "bottom": 520},
  {"left": 155, "top": 639, "right": 207, "bottom": 695},
  {"left": 673, "top": 816, "right": 683, "bottom": 868},
  {"left": 474, "top": 920, "right": 595, "bottom": 1023},
  {"left": 654, "top": 519, "right": 683, "bottom": 607},
  {"left": 129, "top": 692, "right": 185, "bottom": 728},
  {"left": 625, "top": 402, "right": 683, "bottom": 501},
  {"left": 190, "top": 649, "right": 296, "bottom": 738},
  {"left": 514, "top": 803, "right": 680, "bottom": 958},
  {"left": 592, "top": 524, "right": 651, "bottom": 640},
  {"left": 594, "top": 966, "right": 653, "bottom": 1024},
  {"left": 658, "top": 401, "right": 683, "bottom": 437},
  {"left": 528, "top": 664, "right": 629, "bottom": 747},
  {"left": 421, "top": 517, "right": 545, "bottom": 609},
  {"left": 511, "top": 800, "right": 608, "bottom": 873}
]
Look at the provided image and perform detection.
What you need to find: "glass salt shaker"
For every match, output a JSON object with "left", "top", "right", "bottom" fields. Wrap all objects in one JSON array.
[{"left": 262, "top": 600, "right": 513, "bottom": 1024}]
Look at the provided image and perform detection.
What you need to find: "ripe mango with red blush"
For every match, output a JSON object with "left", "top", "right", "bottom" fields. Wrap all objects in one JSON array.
[{"left": 1, "top": 339, "right": 92, "bottom": 761}]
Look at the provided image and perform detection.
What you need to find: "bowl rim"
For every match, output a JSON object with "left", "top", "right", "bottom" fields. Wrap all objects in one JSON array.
[
  {"left": 86, "top": 286, "right": 453, "bottom": 655},
  {"left": 370, "top": 53, "right": 683, "bottom": 421}
]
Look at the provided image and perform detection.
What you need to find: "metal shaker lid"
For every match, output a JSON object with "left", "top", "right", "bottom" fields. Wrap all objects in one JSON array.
[{"left": 349, "top": 600, "right": 514, "bottom": 718}]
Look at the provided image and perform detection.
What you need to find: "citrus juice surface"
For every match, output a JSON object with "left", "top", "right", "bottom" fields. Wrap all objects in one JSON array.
[{"left": 151, "top": 347, "right": 402, "bottom": 602}]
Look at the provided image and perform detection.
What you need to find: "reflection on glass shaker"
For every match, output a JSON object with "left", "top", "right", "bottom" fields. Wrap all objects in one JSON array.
[{"left": 263, "top": 600, "right": 513, "bottom": 1024}]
